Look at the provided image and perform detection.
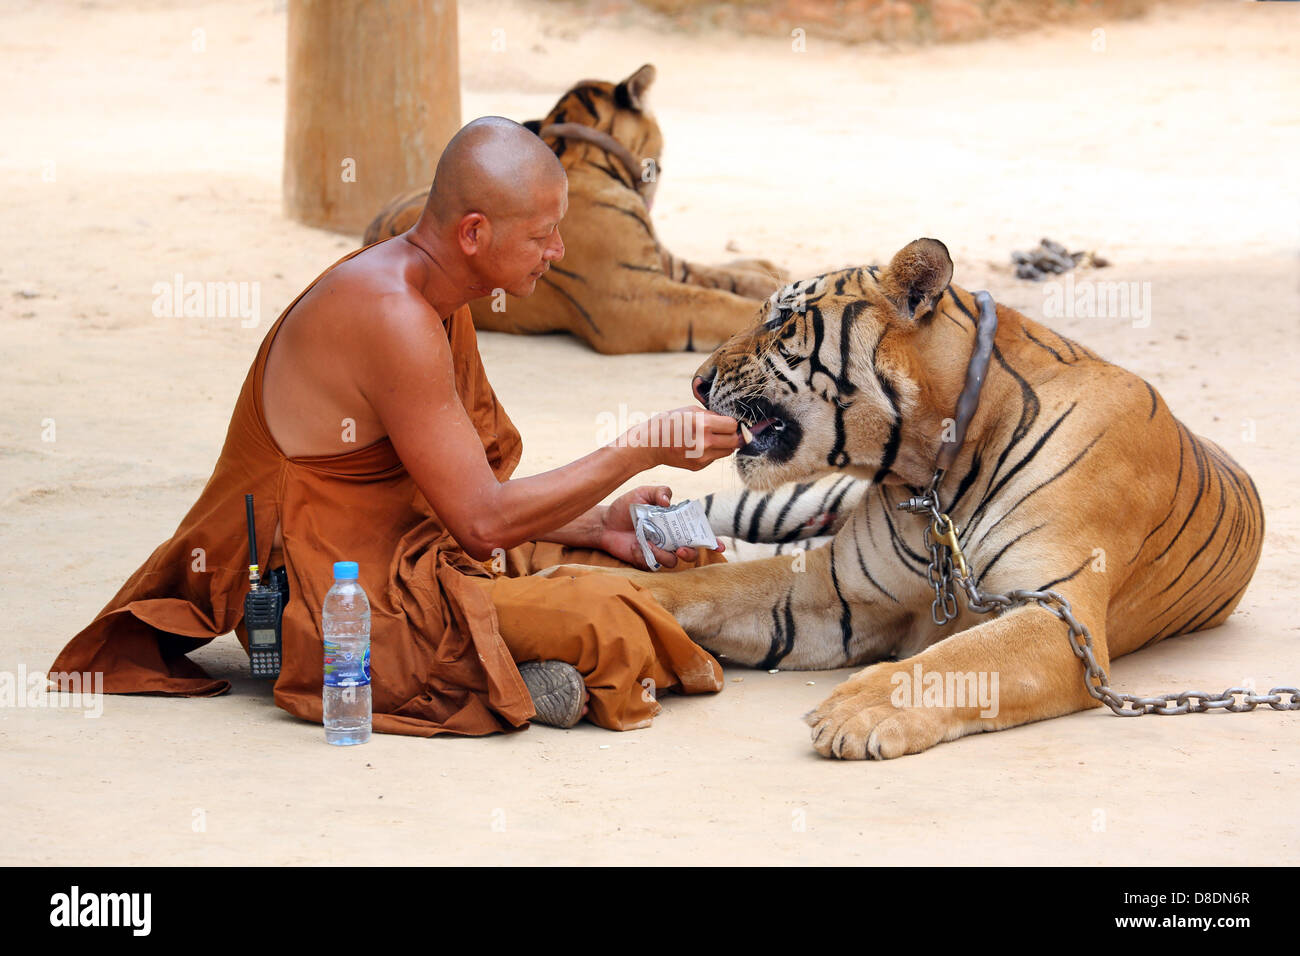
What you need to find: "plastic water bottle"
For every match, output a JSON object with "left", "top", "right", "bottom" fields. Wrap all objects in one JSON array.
[{"left": 322, "top": 561, "right": 371, "bottom": 745}]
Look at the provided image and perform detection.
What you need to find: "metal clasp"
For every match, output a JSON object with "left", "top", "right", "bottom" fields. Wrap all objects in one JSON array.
[{"left": 930, "top": 514, "right": 970, "bottom": 582}]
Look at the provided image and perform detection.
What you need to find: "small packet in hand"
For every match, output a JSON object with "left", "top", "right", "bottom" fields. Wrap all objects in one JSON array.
[{"left": 630, "top": 499, "right": 719, "bottom": 571}]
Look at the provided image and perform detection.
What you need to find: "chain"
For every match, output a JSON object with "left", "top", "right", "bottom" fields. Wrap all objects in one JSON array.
[
  {"left": 899, "top": 476, "right": 1300, "bottom": 717},
  {"left": 905, "top": 472, "right": 963, "bottom": 627}
]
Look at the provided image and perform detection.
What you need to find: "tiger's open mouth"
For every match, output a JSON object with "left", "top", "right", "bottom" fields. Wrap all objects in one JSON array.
[{"left": 718, "top": 396, "right": 800, "bottom": 462}]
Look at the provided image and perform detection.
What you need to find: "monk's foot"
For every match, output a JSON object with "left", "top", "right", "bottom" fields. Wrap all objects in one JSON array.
[{"left": 518, "top": 660, "right": 587, "bottom": 729}]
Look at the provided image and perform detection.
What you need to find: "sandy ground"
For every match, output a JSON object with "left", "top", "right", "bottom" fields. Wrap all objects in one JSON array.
[{"left": 1, "top": 0, "right": 1297, "bottom": 865}]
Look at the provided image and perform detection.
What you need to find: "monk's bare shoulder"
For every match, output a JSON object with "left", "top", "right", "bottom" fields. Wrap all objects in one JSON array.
[
  {"left": 314, "top": 242, "right": 453, "bottom": 385},
  {"left": 297, "top": 242, "right": 446, "bottom": 353},
  {"left": 264, "top": 240, "right": 449, "bottom": 457},
  {"left": 318, "top": 241, "right": 437, "bottom": 314}
]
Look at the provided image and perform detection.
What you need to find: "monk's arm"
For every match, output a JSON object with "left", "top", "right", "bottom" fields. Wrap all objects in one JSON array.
[
  {"left": 534, "top": 505, "right": 607, "bottom": 551},
  {"left": 359, "top": 298, "right": 737, "bottom": 561}
]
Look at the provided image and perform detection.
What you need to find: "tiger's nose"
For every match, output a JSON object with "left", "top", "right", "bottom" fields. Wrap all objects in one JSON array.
[{"left": 692, "top": 370, "right": 715, "bottom": 406}]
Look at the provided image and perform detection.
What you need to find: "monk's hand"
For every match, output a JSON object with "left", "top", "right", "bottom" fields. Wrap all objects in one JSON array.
[
  {"left": 598, "top": 486, "right": 725, "bottom": 571},
  {"left": 620, "top": 406, "right": 740, "bottom": 472}
]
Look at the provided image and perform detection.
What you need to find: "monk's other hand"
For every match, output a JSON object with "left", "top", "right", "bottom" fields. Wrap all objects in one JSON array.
[{"left": 598, "top": 485, "right": 725, "bottom": 570}]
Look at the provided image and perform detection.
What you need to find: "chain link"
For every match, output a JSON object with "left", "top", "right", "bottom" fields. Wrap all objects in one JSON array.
[
  {"left": 899, "top": 479, "right": 1299, "bottom": 717},
  {"left": 904, "top": 472, "right": 963, "bottom": 628}
]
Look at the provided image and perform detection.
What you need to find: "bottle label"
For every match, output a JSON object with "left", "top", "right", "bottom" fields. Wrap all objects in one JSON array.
[{"left": 323, "top": 640, "right": 371, "bottom": 687}]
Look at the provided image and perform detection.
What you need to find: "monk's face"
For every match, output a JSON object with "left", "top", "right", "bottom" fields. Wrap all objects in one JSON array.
[{"left": 482, "top": 178, "right": 568, "bottom": 298}]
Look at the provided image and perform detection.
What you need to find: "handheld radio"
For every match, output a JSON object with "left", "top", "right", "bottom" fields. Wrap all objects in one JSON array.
[{"left": 243, "top": 493, "right": 284, "bottom": 679}]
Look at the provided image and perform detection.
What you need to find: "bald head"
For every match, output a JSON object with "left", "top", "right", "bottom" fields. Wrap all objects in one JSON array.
[
  {"left": 411, "top": 117, "right": 568, "bottom": 302},
  {"left": 424, "top": 116, "right": 566, "bottom": 229}
]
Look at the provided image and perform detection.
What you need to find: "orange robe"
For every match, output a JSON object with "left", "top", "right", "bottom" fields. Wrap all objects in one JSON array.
[{"left": 49, "top": 249, "right": 723, "bottom": 736}]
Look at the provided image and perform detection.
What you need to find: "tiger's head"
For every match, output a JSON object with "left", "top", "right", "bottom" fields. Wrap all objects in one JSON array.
[
  {"left": 525, "top": 63, "right": 664, "bottom": 209},
  {"left": 694, "top": 239, "right": 967, "bottom": 492}
]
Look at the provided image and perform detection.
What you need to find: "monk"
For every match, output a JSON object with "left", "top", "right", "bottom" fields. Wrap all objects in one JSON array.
[{"left": 50, "top": 116, "right": 741, "bottom": 736}]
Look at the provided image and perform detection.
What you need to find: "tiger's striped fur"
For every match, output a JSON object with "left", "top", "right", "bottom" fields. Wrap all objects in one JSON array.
[
  {"left": 704, "top": 473, "right": 868, "bottom": 545},
  {"left": 361, "top": 64, "right": 788, "bottom": 354},
  {"left": 705, "top": 473, "right": 867, "bottom": 559},
  {"left": 555, "top": 238, "right": 1265, "bottom": 759}
]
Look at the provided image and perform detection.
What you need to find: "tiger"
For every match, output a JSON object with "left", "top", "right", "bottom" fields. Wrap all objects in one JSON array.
[
  {"left": 544, "top": 237, "right": 1266, "bottom": 759},
  {"left": 362, "top": 64, "right": 787, "bottom": 354}
]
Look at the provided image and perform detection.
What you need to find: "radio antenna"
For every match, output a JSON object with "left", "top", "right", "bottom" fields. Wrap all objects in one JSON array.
[{"left": 245, "top": 493, "right": 261, "bottom": 586}]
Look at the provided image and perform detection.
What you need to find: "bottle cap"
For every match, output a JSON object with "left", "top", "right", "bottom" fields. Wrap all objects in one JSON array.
[{"left": 333, "top": 560, "right": 359, "bottom": 580}]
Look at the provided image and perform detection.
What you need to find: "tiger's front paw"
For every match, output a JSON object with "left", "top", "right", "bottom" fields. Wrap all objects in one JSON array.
[
  {"left": 726, "top": 258, "right": 789, "bottom": 281},
  {"left": 802, "top": 669, "right": 963, "bottom": 760},
  {"left": 728, "top": 261, "right": 788, "bottom": 299}
]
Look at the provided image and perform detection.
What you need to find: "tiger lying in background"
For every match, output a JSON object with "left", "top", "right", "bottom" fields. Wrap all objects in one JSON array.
[
  {"left": 363, "top": 64, "right": 787, "bottom": 354},
  {"left": 548, "top": 237, "right": 1265, "bottom": 759}
]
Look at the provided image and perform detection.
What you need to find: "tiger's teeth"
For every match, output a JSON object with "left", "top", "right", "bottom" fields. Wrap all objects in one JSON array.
[{"left": 739, "top": 423, "right": 754, "bottom": 444}]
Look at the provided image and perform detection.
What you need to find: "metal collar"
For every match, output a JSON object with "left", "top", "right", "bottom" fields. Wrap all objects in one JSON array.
[
  {"left": 539, "top": 122, "right": 650, "bottom": 198},
  {"left": 935, "top": 290, "right": 999, "bottom": 475}
]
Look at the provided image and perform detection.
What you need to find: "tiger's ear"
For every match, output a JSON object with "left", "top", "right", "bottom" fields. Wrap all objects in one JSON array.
[
  {"left": 522, "top": 119, "right": 543, "bottom": 135},
  {"left": 881, "top": 238, "right": 953, "bottom": 322},
  {"left": 614, "top": 64, "right": 656, "bottom": 112}
]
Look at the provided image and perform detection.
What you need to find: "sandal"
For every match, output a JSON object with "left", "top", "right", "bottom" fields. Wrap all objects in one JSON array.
[{"left": 518, "top": 660, "right": 586, "bottom": 728}]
